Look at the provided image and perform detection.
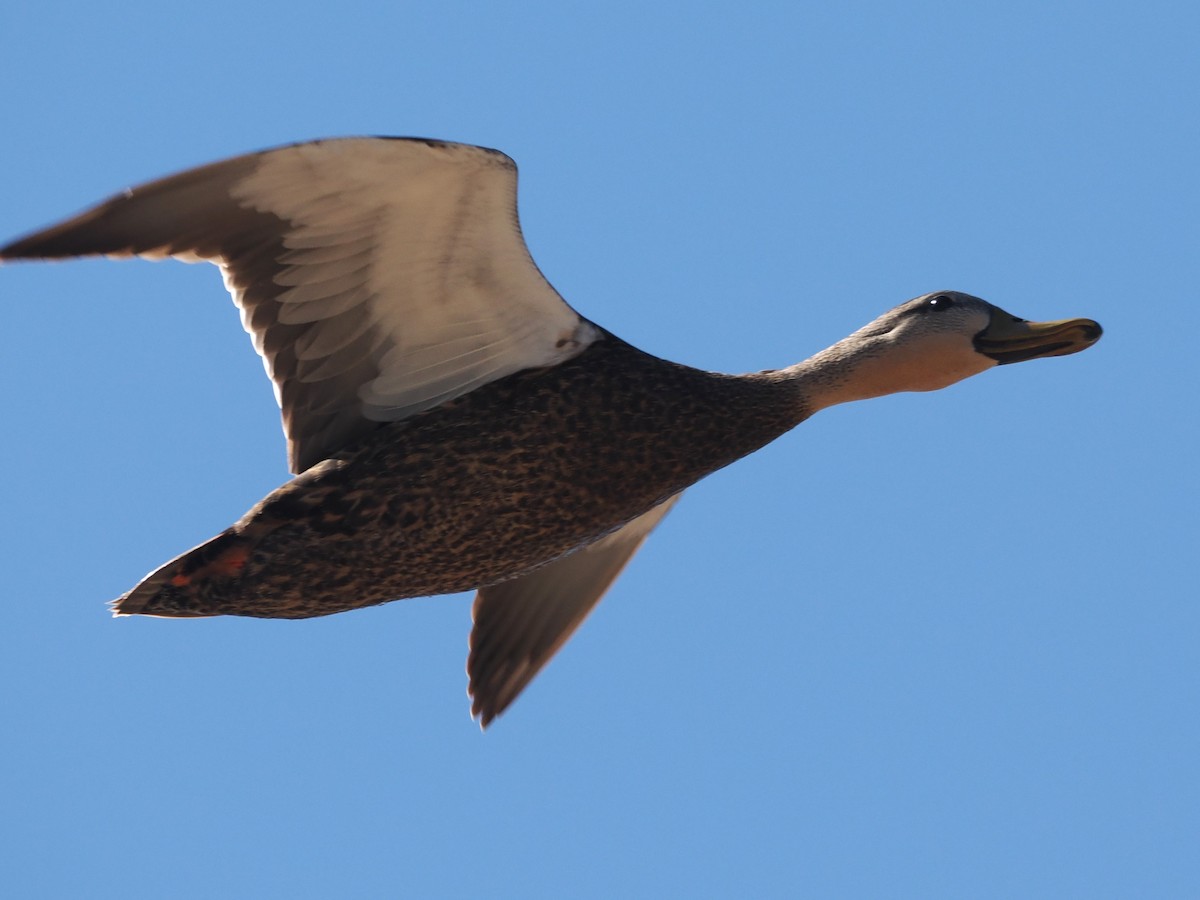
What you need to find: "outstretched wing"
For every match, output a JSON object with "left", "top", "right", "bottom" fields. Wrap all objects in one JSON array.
[
  {"left": 468, "top": 495, "right": 681, "bottom": 727},
  {"left": 0, "top": 138, "right": 597, "bottom": 472}
]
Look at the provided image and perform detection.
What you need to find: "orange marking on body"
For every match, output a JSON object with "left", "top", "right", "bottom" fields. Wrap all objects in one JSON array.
[
  {"left": 212, "top": 544, "right": 250, "bottom": 576},
  {"left": 168, "top": 541, "right": 250, "bottom": 588}
]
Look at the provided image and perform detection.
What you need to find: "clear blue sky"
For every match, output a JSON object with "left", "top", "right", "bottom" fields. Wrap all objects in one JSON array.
[{"left": 1, "top": 1, "right": 1195, "bottom": 897}]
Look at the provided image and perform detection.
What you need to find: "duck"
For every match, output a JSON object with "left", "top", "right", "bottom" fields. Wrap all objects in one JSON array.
[{"left": 0, "top": 137, "right": 1102, "bottom": 726}]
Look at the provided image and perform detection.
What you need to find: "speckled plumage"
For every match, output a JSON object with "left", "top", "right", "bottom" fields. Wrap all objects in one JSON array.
[{"left": 124, "top": 334, "right": 807, "bottom": 618}]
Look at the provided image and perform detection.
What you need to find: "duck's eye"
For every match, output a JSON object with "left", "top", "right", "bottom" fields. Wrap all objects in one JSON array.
[{"left": 926, "top": 294, "right": 955, "bottom": 311}]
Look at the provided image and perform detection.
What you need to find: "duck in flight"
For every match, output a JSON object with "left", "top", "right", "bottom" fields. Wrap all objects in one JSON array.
[{"left": 0, "top": 138, "right": 1102, "bottom": 726}]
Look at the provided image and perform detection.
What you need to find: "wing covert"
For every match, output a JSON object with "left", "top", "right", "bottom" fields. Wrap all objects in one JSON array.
[{"left": 0, "top": 137, "right": 596, "bottom": 472}]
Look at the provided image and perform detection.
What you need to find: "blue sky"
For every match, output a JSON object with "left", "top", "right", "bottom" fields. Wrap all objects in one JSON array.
[{"left": 1, "top": 1, "right": 1196, "bottom": 897}]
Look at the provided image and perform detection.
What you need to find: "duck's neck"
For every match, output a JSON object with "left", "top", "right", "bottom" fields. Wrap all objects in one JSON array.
[{"left": 765, "top": 330, "right": 903, "bottom": 415}]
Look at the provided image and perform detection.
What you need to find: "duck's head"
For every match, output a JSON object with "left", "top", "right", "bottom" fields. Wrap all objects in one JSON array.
[{"left": 801, "top": 291, "right": 1102, "bottom": 411}]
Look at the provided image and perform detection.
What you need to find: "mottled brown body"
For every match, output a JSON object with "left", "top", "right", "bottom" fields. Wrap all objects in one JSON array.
[{"left": 123, "top": 334, "right": 811, "bottom": 618}]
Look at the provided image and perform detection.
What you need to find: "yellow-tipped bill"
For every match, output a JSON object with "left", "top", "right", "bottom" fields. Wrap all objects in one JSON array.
[{"left": 974, "top": 309, "right": 1103, "bottom": 365}]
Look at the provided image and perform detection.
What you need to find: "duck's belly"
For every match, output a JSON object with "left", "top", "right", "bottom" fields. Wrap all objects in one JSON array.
[{"left": 235, "top": 431, "right": 669, "bottom": 617}]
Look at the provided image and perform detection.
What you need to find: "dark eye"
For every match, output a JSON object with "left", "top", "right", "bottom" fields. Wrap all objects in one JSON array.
[{"left": 926, "top": 293, "right": 955, "bottom": 311}]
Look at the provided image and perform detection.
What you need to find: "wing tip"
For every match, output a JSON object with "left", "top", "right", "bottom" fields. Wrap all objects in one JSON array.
[
  {"left": 467, "top": 647, "right": 534, "bottom": 731},
  {"left": 471, "top": 702, "right": 498, "bottom": 731},
  {"left": 467, "top": 666, "right": 504, "bottom": 731}
]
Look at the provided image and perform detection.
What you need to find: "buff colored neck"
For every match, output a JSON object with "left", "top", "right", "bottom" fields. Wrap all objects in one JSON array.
[{"left": 763, "top": 328, "right": 993, "bottom": 417}]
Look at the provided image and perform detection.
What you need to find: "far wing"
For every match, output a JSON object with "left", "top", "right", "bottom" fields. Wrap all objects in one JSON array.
[
  {"left": 0, "top": 138, "right": 596, "bottom": 472},
  {"left": 468, "top": 495, "right": 681, "bottom": 727}
]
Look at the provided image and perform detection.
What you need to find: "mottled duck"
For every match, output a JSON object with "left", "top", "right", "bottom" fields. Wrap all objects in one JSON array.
[{"left": 0, "top": 138, "right": 1102, "bottom": 725}]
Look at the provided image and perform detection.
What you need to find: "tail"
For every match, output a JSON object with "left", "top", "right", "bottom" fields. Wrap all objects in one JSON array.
[{"left": 113, "top": 530, "right": 254, "bottom": 617}]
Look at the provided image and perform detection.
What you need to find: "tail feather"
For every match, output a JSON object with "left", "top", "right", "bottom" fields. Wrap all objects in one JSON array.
[{"left": 114, "top": 530, "right": 252, "bottom": 617}]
